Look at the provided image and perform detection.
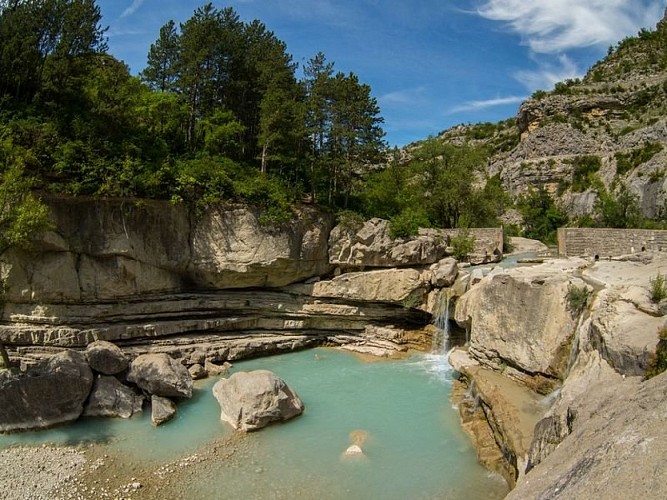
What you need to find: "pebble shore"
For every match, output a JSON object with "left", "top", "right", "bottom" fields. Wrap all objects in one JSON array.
[{"left": 0, "top": 445, "right": 87, "bottom": 499}]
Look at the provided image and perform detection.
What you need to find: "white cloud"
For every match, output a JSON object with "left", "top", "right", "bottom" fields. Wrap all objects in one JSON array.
[
  {"left": 379, "top": 87, "right": 427, "bottom": 106},
  {"left": 477, "top": 0, "right": 665, "bottom": 53},
  {"left": 121, "top": 0, "right": 145, "bottom": 18},
  {"left": 514, "top": 54, "right": 580, "bottom": 91},
  {"left": 448, "top": 95, "right": 527, "bottom": 114}
]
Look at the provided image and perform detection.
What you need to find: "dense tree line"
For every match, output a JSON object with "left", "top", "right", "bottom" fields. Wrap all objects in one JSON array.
[{"left": 0, "top": 1, "right": 385, "bottom": 225}]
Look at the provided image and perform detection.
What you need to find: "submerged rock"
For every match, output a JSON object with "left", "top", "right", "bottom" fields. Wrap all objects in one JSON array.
[
  {"left": 151, "top": 395, "right": 176, "bottom": 426},
  {"left": 0, "top": 350, "right": 93, "bottom": 432},
  {"left": 127, "top": 353, "right": 193, "bottom": 399},
  {"left": 212, "top": 370, "right": 303, "bottom": 431},
  {"left": 86, "top": 340, "right": 128, "bottom": 375},
  {"left": 83, "top": 375, "right": 144, "bottom": 419},
  {"left": 344, "top": 444, "right": 364, "bottom": 457}
]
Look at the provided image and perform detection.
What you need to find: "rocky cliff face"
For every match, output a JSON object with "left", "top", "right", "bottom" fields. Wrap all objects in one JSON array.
[
  {"left": 450, "top": 253, "right": 667, "bottom": 495},
  {"left": 0, "top": 197, "right": 333, "bottom": 304},
  {"left": 1, "top": 198, "right": 501, "bottom": 367},
  {"left": 437, "top": 11, "right": 667, "bottom": 220}
]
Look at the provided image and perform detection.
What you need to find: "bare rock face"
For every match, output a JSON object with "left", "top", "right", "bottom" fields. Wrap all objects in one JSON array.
[
  {"left": 455, "top": 260, "right": 589, "bottom": 379},
  {"left": 190, "top": 207, "right": 333, "bottom": 288},
  {"left": 0, "top": 350, "right": 93, "bottom": 432},
  {"left": 588, "top": 286, "right": 665, "bottom": 376},
  {"left": 151, "top": 395, "right": 176, "bottom": 426},
  {"left": 509, "top": 368, "right": 666, "bottom": 500},
  {"left": 328, "top": 219, "right": 502, "bottom": 268},
  {"left": 312, "top": 268, "right": 426, "bottom": 304},
  {"left": 127, "top": 353, "right": 193, "bottom": 399},
  {"left": 83, "top": 375, "right": 144, "bottom": 418},
  {"left": 329, "top": 218, "right": 443, "bottom": 268},
  {"left": 85, "top": 340, "right": 128, "bottom": 375},
  {"left": 0, "top": 199, "right": 333, "bottom": 304},
  {"left": 212, "top": 370, "right": 304, "bottom": 431}
]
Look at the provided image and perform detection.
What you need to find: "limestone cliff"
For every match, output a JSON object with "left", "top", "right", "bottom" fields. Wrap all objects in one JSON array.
[
  {"left": 2, "top": 198, "right": 491, "bottom": 366},
  {"left": 450, "top": 254, "right": 667, "bottom": 495},
  {"left": 437, "top": 10, "right": 667, "bottom": 220}
]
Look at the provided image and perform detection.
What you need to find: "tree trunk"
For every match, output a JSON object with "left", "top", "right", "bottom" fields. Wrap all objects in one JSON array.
[{"left": 260, "top": 143, "right": 268, "bottom": 174}]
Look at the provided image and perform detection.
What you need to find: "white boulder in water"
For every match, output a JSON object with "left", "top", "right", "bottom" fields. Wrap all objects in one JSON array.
[{"left": 212, "top": 370, "right": 303, "bottom": 431}]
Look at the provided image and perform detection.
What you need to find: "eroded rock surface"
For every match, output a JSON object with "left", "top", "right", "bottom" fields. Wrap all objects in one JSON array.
[
  {"left": 151, "top": 395, "right": 176, "bottom": 426},
  {"left": 212, "top": 370, "right": 303, "bottom": 431},
  {"left": 127, "top": 353, "right": 193, "bottom": 399},
  {"left": 0, "top": 351, "right": 93, "bottom": 432},
  {"left": 83, "top": 375, "right": 143, "bottom": 419},
  {"left": 455, "top": 259, "right": 589, "bottom": 380},
  {"left": 86, "top": 340, "right": 128, "bottom": 375}
]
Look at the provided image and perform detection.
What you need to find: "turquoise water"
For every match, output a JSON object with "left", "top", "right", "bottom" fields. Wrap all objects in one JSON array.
[{"left": 0, "top": 348, "right": 507, "bottom": 499}]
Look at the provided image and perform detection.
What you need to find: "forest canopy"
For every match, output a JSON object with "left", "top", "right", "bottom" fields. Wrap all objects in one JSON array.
[{"left": 0, "top": 0, "right": 511, "bottom": 234}]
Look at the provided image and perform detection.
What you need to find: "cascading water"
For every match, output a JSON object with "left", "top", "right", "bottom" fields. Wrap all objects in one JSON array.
[
  {"left": 421, "top": 290, "right": 454, "bottom": 380},
  {"left": 431, "top": 291, "right": 452, "bottom": 354}
]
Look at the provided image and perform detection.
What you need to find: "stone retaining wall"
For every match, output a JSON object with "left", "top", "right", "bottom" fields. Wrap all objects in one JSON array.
[{"left": 557, "top": 227, "right": 667, "bottom": 257}]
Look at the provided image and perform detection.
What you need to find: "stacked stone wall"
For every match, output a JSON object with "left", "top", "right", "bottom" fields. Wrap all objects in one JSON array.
[{"left": 557, "top": 228, "right": 667, "bottom": 257}]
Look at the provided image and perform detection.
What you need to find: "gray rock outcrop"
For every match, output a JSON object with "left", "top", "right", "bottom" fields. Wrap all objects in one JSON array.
[
  {"left": 151, "top": 395, "right": 176, "bottom": 426},
  {"left": 127, "top": 353, "right": 193, "bottom": 399},
  {"left": 509, "top": 368, "right": 666, "bottom": 500},
  {"left": 455, "top": 259, "right": 589, "bottom": 381},
  {"left": 0, "top": 351, "right": 93, "bottom": 432},
  {"left": 312, "top": 268, "right": 426, "bottom": 304},
  {"left": 212, "top": 370, "right": 304, "bottom": 431},
  {"left": 85, "top": 340, "right": 128, "bottom": 375},
  {"left": 0, "top": 199, "right": 333, "bottom": 304},
  {"left": 83, "top": 375, "right": 144, "bottom": 419},
  {"left": 428, "top": 257, "right": 458, "bottom": 287},
  {"left": 328, "top": 219, "right": 502, "bottom": 268}
]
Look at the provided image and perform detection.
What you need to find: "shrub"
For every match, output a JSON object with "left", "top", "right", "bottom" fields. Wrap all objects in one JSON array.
[
  {"left": 566, "top": 284, "right": 591, "bottom": 315},
  {"left": 570, "top": 155, "right": 602, "bottom": 192},
  {"left": 649, "top": 272, "right": 667, "bottom": 303},
  {"left": 389, "top": 208, "right": 430, "bottom": 239},
  {"left": 336, "top": 210, "right": 365, "bottom": 232},
  {"left": 645, "top": 326, "right": 667, "bottom": 379},
  {"left": 451, "top": 228, "right": 476, "bottom": 260}
]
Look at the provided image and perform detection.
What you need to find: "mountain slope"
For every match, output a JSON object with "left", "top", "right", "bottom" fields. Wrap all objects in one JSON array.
[{"left": 440, "top": 8, "right": 667, "bottom": 222}]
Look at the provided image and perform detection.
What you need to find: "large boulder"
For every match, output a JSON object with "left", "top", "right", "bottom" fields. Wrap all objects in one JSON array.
[
  {"left": 588, "top": 287, "right": 665, "bottom": 376},
  {"left": 0, "top": 350, "right": 93, "bottom": 432},
  {"left": 83, "top": 375, "right": 144, "bottom": 418},
  {"left": 212, "top": 370, "right": 304, "bottom": 431},
  {"left": 428, "top": 257, "right": 458, "bottom": 287},
  {"left": 312, "top": 268, "right": 426, "bottom": 304},
  {"left": 85, "top": 340, "right": 128, "bottom": 375},
  {"left": 127, "top": 353, "right": 193, "bottom": 399},
  {"left": 455, "top": 260, "right": 589, "bottom": 379}
]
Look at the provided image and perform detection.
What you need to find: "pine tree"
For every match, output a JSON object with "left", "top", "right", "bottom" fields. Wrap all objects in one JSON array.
[{"left": 141, "top": 20, "right": 179, "bottom": 92}]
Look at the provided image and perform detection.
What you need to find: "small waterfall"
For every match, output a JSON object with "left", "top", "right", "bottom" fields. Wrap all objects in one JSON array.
[
  {"left": 431, "top": 291, "right": 451, "bottom": 354},
  {"left": 540, "top": 387, "right": 561, "bottom": 408},
  {"left": 565, "top": 311, "right": 588, "bottom": 378}
]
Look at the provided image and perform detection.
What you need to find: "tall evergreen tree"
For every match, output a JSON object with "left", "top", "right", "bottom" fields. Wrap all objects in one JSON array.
[{"left": 141, "top": 20, "right": 179, "bottom": 92}]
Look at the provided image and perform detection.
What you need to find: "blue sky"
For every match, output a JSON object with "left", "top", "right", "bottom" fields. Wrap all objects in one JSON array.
[{"left": 98, "top": 0, "right": 667, "bottom": 147}]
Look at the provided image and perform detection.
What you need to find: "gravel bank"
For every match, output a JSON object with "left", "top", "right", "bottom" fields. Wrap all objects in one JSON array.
[{"left": 0, "top": 445, "right": 87, "bottom": 500}]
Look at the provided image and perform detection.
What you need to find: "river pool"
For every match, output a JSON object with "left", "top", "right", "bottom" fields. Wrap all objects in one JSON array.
[{"left": 0, "top": 348, "right": 508, "bottom": 499}]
